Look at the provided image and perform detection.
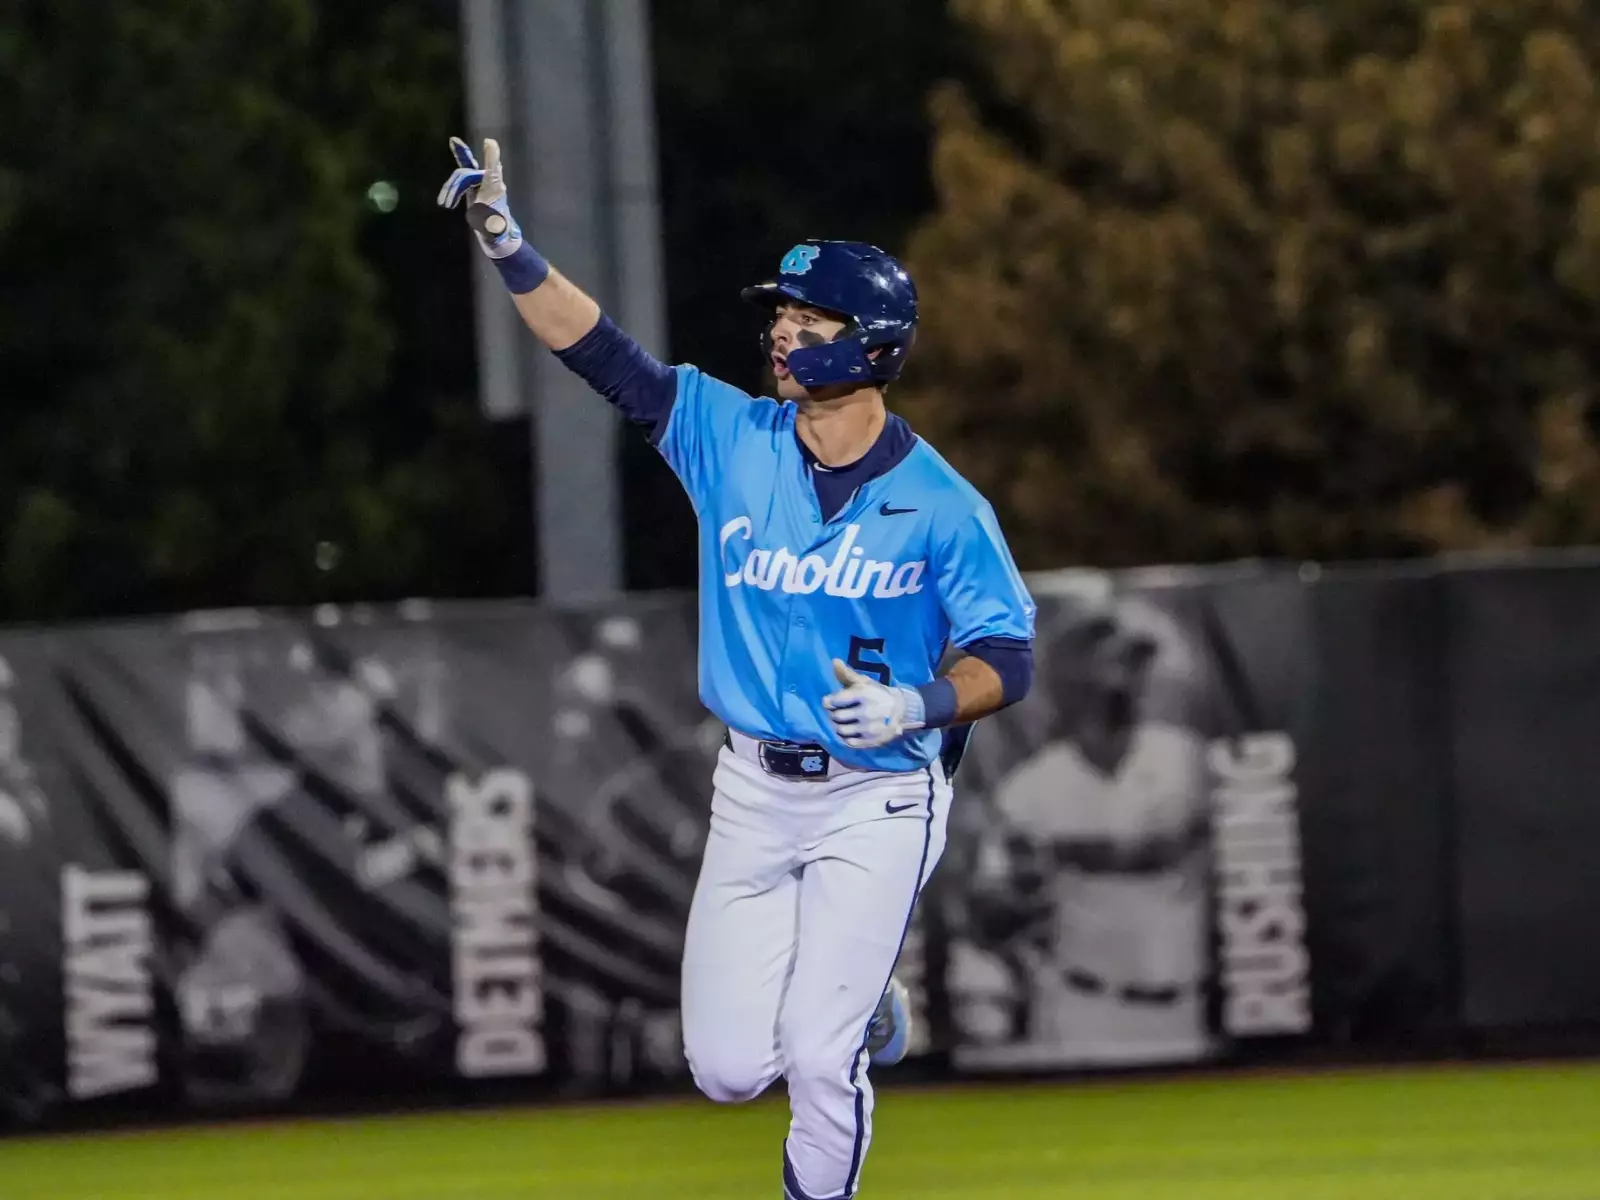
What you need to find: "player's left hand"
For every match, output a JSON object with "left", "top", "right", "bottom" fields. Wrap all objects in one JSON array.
[
  {"left": 436, "top": 136, "right": 524, "bottom": 260},
  {"left": 823, "top": 660, "right": 926, "bottom": 750}
]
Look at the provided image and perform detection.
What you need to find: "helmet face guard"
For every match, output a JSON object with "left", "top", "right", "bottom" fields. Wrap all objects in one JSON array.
[
  {"left": 742, "top": 241, "right": 918, "bottom": 389},
  {"left": 784, "top": 330, "right": 881, "bottom": 389}
]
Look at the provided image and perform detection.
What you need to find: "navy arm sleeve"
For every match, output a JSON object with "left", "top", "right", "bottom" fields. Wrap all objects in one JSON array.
[
  {"left": 553, "top": 314, "right": 677, "bottom": 442},
  {"left": 920, "top": 500, "right": 1036, "bottom": 722},
  {"left": 962, "top": 636, "right": 1034, "bottom": 708}
]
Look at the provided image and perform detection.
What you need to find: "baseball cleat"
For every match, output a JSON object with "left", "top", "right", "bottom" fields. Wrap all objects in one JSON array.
[{"left": 866, "top": 976, "right": 911, "bottom": 1066}]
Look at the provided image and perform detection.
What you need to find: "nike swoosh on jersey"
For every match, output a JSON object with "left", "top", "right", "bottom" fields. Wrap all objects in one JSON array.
[
  {"left": 885, "top": 799, "right": 920, "bottom": 814},
  {"left": 879, "top": 503, "right": 917, "bottom": 516}
]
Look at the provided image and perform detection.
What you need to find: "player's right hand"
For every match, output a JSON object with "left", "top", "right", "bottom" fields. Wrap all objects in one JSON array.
[
  {"left": 436, "top": 136, "right": 524, "bottom": 261},
  {"left": 823, "top": 659, "right": 925, "bottom": 749}
]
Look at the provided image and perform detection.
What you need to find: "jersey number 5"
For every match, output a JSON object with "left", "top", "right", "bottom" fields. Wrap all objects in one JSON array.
[{"left": 847, "top": 636, "right": 891, "bottom": 685}]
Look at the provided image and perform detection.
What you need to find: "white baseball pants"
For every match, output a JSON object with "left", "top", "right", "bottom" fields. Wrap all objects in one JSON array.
[{"left": 681, "top": 735, "right": 951, "bottom": 1199}]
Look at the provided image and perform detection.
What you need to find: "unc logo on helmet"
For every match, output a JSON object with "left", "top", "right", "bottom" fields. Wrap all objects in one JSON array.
[
  {"left": 741, "top": 240, "right": 919, "bottom": 390},
  {"left": 780, "top": 244, "right": 821, "bottom": 275}
]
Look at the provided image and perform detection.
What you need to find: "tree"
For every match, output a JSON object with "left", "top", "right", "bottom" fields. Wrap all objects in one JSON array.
[
  {"left": 0, "top": 1, "right": 522, "bottom": 621},
  {"left": 900, "top": 0, "right": 1600, "bottom": 570}
]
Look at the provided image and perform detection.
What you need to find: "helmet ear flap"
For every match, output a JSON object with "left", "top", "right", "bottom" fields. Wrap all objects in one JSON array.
[{"left": 864, "top": 327, "right": 914, "bottom": 384}]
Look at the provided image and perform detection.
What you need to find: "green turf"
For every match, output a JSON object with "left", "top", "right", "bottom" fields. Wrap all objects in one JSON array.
[{"left": 3, "top": 1063, "right": 1597, "bottom": 1198}]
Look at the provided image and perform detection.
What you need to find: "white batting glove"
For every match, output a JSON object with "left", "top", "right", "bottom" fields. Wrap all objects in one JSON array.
[
  {"left": 436, "top": 136, "right": 523, "bottom": 260},
  {"left": 823, "top": 660, "right": 927, "bottom": 750}
]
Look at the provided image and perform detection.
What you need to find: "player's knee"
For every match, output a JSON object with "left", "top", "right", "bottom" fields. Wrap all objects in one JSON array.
[
  {"left": 782, "top": 1037, "right": 851, "bottom": 1096},
  {"left": 686, "top": 1045, "right": 772, "bottom": 1104}
]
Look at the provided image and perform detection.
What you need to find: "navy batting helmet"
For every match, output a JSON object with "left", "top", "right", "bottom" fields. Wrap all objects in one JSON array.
[{"left": 741, "top": 240, "right": 918, "bottom": 389}]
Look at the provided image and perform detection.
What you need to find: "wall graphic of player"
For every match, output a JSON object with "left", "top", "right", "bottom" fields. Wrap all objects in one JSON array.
[
  {"left": 171, "top": 647, "right": 310, "bottom": 1104},
  {"left": 0, "top": 652, "right": 59, "bottom": 1124},
  {"left": 439, "top": 139, "right": 1036, "bottom": 1199},
  {"left": 171, "top": 639, "right": 449, "bottom": 1103},
  {"left": 953, "top": 594, "right": 1217, "bottom": 1069},
  {"left": 543, "top": 610, "right": 726, "bottom": 1085}
]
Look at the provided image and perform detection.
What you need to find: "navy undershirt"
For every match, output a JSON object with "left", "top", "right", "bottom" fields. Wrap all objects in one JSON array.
[{"left": 796, "top": 413, "right": 917, "bottom": 522}]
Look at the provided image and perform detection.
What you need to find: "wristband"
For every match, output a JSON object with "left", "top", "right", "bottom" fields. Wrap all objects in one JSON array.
[
  {"left": 493, "top": 242, "right": 551, "bottom": 294},
  {"left": 912, "top": 678, "right": 959, "bottom": 729}
]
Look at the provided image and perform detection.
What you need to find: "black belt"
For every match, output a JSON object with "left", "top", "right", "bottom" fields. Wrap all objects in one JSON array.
[
  {"left": 1063, "top": 967, "right": 1184, "bottom": 1007},
  {"left": 724, "top": 730, "right": 832, "bottom": 780}
]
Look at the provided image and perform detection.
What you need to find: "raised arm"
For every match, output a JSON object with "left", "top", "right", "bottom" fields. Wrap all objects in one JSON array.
[
  {"left": 437, "top": 137, "right": 675, "bottom": 436},
  {"left": 508, "top": 269, "right": 602, "bottom": 354},
  {"left": 437, "top": 137, "right": 599, "bottom": 349},
  {"left": 439, "top": 137, "right": 789, "bottom": 513}
]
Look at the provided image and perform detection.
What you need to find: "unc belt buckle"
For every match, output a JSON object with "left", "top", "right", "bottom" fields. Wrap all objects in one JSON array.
[{"left": 758, "top": 740, "right": 831, "bottom": 780}]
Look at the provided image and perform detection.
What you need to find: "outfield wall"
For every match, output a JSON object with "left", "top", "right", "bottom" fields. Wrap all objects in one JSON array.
[{"left": 3, "top": 551, "right": 1598, "bottom": 1130}]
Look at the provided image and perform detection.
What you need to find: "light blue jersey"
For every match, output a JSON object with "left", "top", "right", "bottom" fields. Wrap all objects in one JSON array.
[{"left": 658, "top": 365, "right": 1036, "bottom": 773}]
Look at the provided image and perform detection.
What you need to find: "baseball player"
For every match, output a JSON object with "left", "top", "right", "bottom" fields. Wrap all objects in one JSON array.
[
  {"left": 439, "top": 139, "right": 1035, "bottom": 1198},
  {"left": 959, "top": 601, "right": 1213, "bottom": 1066}
]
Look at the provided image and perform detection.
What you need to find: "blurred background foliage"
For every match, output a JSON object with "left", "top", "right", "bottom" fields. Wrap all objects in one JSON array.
[
  {"left": 903, "top": 0, "right": 1600, "bottom": 567},
  {"left": 3, "top": 0, "right": 1600, "bottom": 619},
  {"left": 0, "top": 0, "right": 523, "bottom": 619}
]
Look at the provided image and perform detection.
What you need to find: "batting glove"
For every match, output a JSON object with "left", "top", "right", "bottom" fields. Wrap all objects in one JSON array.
[
  {"left": 436, "top": 136, "right": 523, "bottom": 260},
  {"left": 823, "top": 659, "right": 927, "bottom": 750}
]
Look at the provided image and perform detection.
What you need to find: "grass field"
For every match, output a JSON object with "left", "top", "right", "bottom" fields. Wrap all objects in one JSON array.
[{"left": 3, "top": 1063, "right": 1597, "bottom": 1199}]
